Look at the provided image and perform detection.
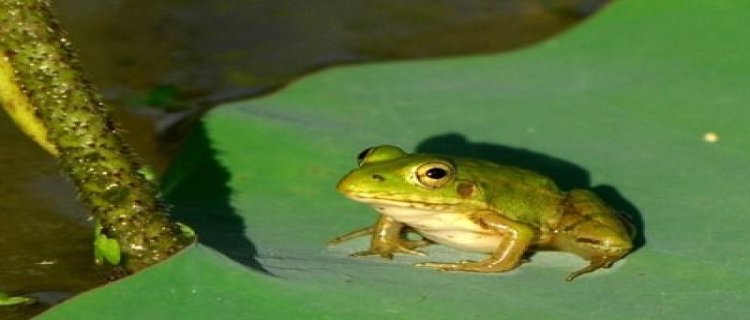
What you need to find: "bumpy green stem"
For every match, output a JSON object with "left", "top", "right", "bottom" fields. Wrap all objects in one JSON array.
[{"left": 0, "top": 0, "right": 191, "bottom": 272}]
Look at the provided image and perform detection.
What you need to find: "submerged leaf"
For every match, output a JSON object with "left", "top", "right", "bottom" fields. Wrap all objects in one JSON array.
[{"left": 0, "top": 292, "right": 36, "bottom": 306}]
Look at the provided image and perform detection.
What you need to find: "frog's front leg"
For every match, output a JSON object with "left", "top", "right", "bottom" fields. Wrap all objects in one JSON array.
[
  {"left": 416, "top": 211, "right": 534, "bottom": 273},
  {"left": 327, "top": 225, "right": 375, "bottom": 245},
  {"left": 329, "top": 215, "right": 428, "bottom": 259}
]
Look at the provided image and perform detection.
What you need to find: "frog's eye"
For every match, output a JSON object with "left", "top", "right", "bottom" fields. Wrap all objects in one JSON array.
[
  {"left": 356, "top": 147, "right": 375, "bottom": 167},
  {"left": 356, "top": 145, "right": 406, "bottom": 167},
  {"left": 415, "top": 161, "right": 454, "bottom": 188}
]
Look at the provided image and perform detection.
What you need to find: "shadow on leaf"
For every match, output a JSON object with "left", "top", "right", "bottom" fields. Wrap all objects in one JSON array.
[{"left": 162, "top": 122, "right": 269, "bottom": 273}]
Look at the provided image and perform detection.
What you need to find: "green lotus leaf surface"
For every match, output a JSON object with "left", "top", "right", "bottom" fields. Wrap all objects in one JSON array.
[{"left": 39, "top": 0, "right": 750, "bottom": 319}]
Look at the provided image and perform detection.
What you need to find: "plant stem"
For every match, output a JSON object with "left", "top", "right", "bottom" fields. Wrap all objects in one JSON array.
[{"left": 0, "top": 0, "right": 191, "bottom": 273}]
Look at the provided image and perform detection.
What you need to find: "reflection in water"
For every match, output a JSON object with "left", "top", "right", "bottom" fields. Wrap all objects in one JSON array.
[{"left": 0, "top": 112, "right": 110, "bottom": 320}]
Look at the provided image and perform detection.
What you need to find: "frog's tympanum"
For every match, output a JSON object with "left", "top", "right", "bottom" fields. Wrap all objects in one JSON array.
[{"left": 330, "top": 145, "right": 634, "bottom": 281}]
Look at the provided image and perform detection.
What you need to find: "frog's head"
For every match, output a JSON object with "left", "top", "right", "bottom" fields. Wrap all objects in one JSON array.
[{"left": 336, "top": 145, "right": 483, "bottom": 209}]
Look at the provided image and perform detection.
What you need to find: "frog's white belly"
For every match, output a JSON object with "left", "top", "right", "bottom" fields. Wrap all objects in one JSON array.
[{"left": 377, "top": 205, "right": 501, "bottom": 253}]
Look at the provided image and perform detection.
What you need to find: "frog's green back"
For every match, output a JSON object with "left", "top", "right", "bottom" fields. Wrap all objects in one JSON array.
[{"left": 453, "top": 157, "right": 563, "bottom": 227}]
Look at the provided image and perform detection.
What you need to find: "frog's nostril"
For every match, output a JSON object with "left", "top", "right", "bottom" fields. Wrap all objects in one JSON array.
[{"left": 372, "top": 174, "right": 385, "bottom": 182}]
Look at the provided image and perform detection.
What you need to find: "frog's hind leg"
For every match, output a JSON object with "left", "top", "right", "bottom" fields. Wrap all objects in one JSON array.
[
  {"left": 416, "top": 210, "right": 535, "bottom": 273},
  {"left": 551, "top": 189, "right": 634, "bottom": 281}
]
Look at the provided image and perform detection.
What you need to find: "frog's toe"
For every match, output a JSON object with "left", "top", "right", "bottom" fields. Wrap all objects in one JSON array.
[
  {"left": 565, "top": 256, "right": 619, "bottom": 281},
  {"left": 328, "top": 226, "right": 375, "bottom": 246},
  {"left": 414, "top": 261, "right": 461, "bottom": 271},
  {"left": 350, "top": 244, "right": 426, "bottom": 259},
  {"left": 351, "top": 249, "right": 393, "bottom": 259},
  {"left": 377, "top": 246, "right": 426, "bottom": 257},
  {"left": 396, "top": 246, "right": 427, "bottom": 256}
]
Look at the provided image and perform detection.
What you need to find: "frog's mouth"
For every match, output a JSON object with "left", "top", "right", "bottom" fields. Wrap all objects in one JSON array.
[{"left": 343, "top": 193, "right": 461, "bottom": 211}]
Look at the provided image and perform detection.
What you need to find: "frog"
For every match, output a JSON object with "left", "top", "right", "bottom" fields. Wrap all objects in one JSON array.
[{"left": 329, "top": 145, "right": 634, "bottom": 281}]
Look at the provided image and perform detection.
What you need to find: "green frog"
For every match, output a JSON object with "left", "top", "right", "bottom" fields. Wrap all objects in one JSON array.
[{"left": 329, "top": 145, "right": 634, "bottom": 281}]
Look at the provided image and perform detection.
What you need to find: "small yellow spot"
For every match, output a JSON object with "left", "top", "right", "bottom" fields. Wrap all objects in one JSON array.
[{"left": 703, "top": 132, "right": 719, "bottom": 143}]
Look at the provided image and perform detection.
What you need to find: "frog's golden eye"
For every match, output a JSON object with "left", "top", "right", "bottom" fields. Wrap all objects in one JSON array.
[
  {"left": 415, "top": 161, "right": 454, "bottom": 188},
  {"left": 356, "top": 147, "right": 375, "bottom": 167}
]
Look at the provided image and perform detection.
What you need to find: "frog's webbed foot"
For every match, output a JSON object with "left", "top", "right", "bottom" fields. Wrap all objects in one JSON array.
[{"left": 565, "top": 256, "right": 617, "bottom": 281}]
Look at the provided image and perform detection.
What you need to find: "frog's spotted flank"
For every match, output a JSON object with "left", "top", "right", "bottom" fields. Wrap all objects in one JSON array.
[{"left": 456, "top": 182, "right": 476, "bottom": 198}]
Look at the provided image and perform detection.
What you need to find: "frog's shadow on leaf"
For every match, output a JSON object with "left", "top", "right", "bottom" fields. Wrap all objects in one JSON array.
[{"left": 416, "top": 133, "right": 646, "bottom": 250}]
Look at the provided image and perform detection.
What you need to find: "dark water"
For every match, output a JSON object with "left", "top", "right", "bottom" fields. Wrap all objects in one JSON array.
[
  {"left": 0, "top": 111, "right": 111, "bottom": 320},
  {"left": 0, "top": 0, "right": 608, "bottom": 318}
]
